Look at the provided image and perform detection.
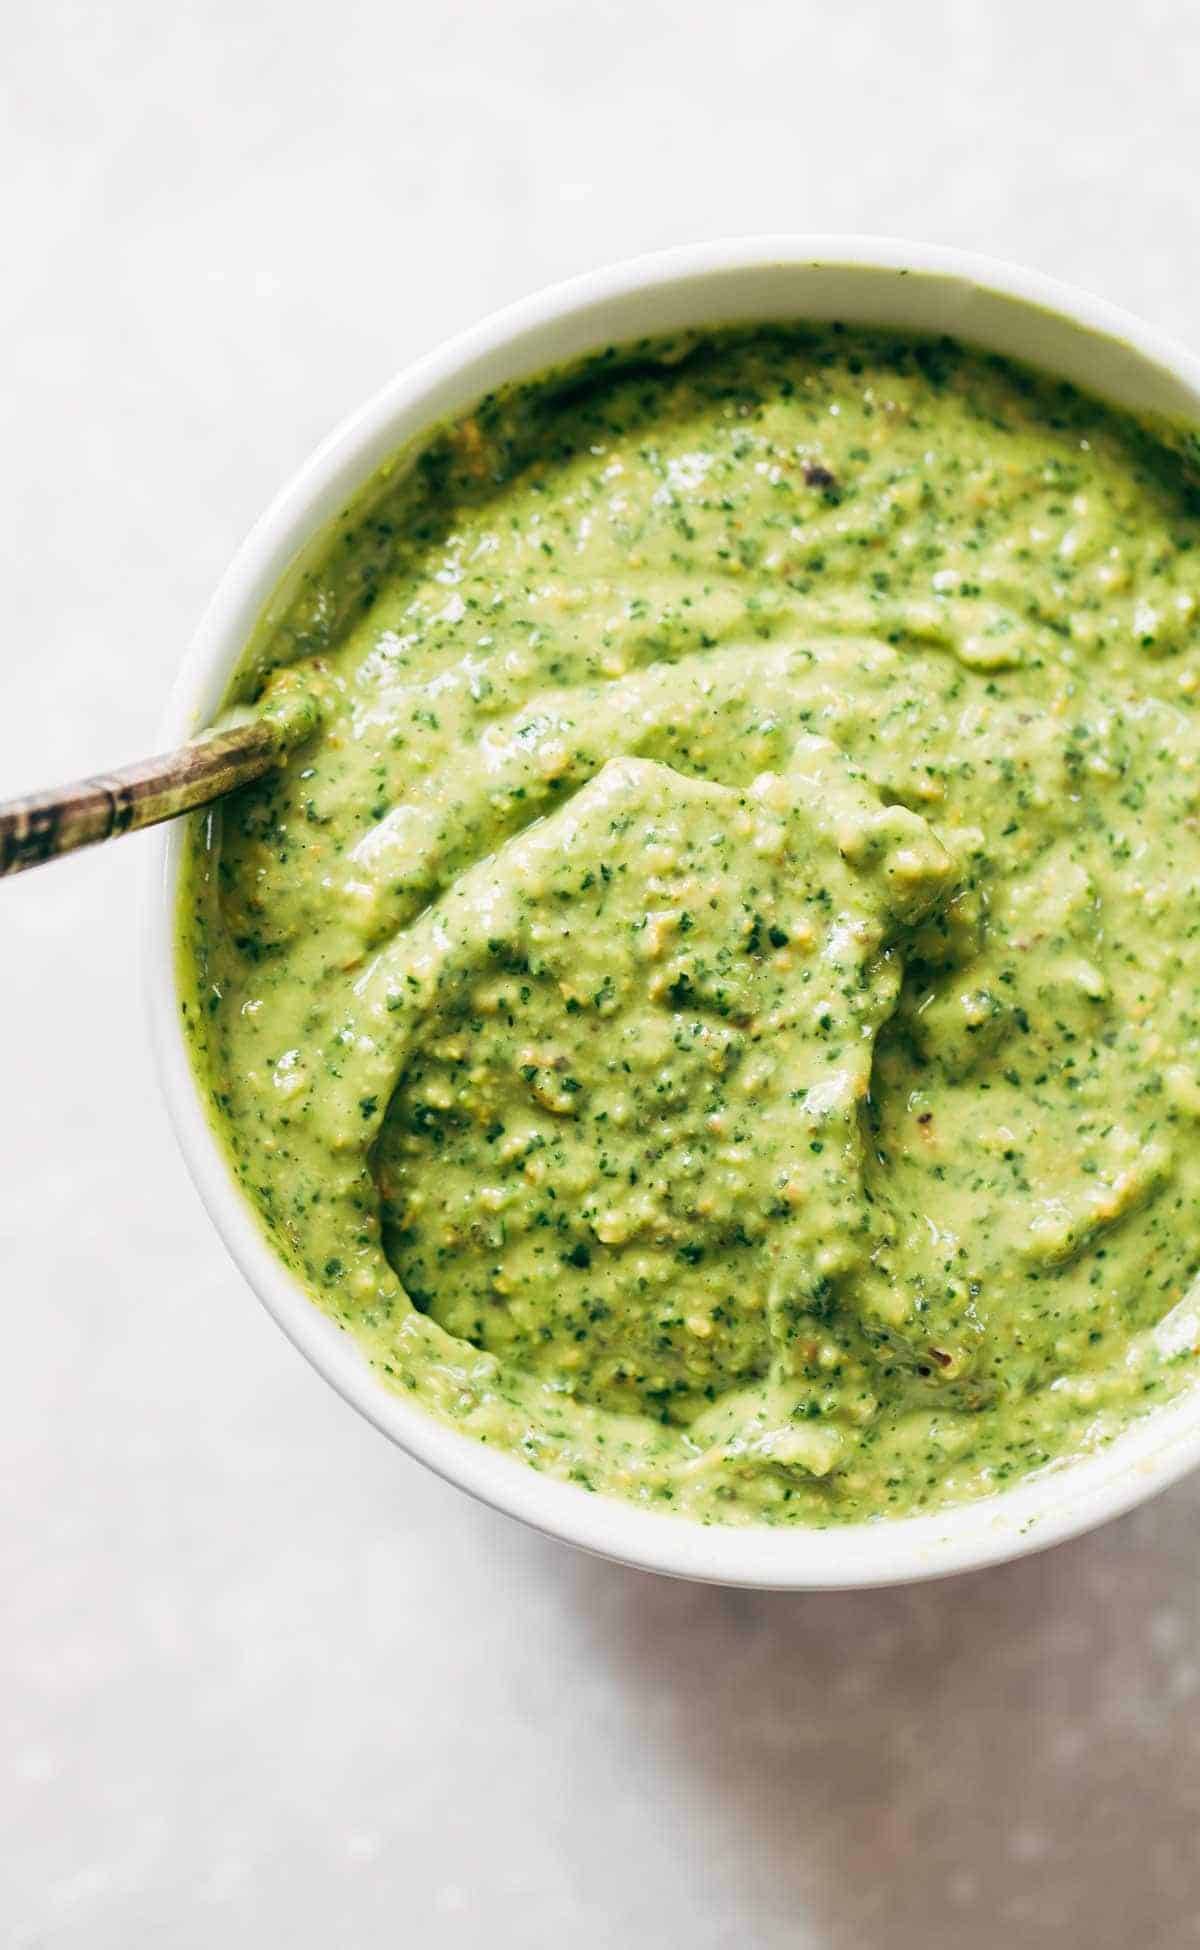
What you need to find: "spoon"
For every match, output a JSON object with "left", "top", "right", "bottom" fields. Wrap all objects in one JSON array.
[{"left": 0, "top": 672, "right": 326, "bottom": 878}]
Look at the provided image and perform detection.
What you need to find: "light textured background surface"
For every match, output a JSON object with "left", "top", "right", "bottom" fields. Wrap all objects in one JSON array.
[{"left": 4, "top": 3, "right": 1200, "bottom": 1945}]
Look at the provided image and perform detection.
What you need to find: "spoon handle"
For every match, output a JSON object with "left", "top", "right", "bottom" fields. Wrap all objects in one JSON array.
[
  {"left": 1, "top": 670, "right": 329, "bottom": 879},
  {"left": 0, "top": 718, "right": 286, "bottom": 878}
]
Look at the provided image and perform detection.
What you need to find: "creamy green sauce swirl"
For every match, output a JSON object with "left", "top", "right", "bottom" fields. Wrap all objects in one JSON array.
[{"left": 179, "top": 326, "right": 1200, "bottom": 1525}]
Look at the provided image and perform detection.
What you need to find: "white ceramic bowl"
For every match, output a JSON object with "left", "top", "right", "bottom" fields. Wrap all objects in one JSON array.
[{"left": 148, "top": 236, "right": 1200, "bottom": 1588}]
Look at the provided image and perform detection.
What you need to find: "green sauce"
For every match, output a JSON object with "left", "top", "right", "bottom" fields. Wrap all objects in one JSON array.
[{"left": 178, "top": 325, "right": 1200, "bottom": 1525}]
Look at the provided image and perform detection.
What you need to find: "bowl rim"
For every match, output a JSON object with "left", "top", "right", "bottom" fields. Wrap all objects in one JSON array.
[{"left": 146, "top": 233, "right": 1200, "bottom": 1589}]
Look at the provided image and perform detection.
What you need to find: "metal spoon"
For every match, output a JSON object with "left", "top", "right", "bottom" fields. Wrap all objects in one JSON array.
[{"left": 0, "top": 673, "right": 326, "bottom": 877}]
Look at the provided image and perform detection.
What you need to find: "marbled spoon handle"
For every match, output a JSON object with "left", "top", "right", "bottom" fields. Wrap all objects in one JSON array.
[{"left": 0, "top": 682, "right": 324, "bottom": 878}]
